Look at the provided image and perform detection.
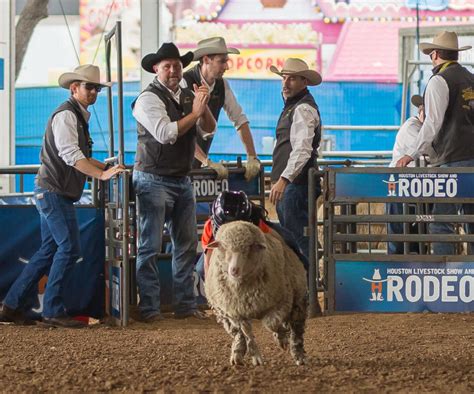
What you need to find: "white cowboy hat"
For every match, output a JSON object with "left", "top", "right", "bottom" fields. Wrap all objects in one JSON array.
[
  {"left": 269, "top": 58, "right": 322, "bottom": 86},
  {"left": 419, "top": 31, "right": 472, "bottom": 55},
  {"left": 58, "top": 64, "right": 112, "bottom": 89},
  {"left": 192, "top": 37, "right": 240, "bottom": 60}
]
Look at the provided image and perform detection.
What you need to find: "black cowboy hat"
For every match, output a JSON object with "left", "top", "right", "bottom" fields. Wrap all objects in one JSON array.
[{"left": 141, "top": 43, "right": 193, "bottom": 74}]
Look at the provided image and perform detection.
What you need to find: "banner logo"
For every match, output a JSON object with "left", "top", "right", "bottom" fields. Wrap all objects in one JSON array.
[
  {"left": 363, "top": 269, "right": 389, "bottom": 301},
  {"left": 382, "top": 173, "right": 458, "bottom": 198}
]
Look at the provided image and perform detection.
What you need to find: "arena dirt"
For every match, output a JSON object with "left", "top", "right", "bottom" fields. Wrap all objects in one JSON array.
[{"left": 0, "top": 312, "right": 472, "bottom": 392}]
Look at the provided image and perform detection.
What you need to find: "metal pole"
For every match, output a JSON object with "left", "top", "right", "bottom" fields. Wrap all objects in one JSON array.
[
  {"left": 121, "top": 171, "right": 130, "bottom": 326},
  {"left": 401, "top": 59, "right": 409, "bottom": 124},
  {"left": 116, "top": 21, "right": 125, "bottom": 166},
  {"left": 105, "top": 40, "right": 114, "bottom": 158},
  {"left": 308, "top": 168, "right": 318, "bottom": 317}
]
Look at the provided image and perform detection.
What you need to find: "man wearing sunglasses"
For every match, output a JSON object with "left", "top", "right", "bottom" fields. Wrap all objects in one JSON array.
[
  {"left": 0, "top": 64, "right": 124, "bottom": 328},
  {"left": 397, "top": 31, "right": 474, "bottom": 255}
]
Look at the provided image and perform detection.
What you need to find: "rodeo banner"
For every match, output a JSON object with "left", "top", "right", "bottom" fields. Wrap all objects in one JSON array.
[
  {"left": 332, "top": 169, "right": 474, "bottom": 201},
  {"left": 335, "top": 261, "right": 474, "bottom": 313}
]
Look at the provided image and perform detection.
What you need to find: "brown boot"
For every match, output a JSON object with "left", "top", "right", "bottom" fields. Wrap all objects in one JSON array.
[
  {"left": 42, "top": 317, "right": 87, "bottom": 328},
  {"left": 0, "top": 305, "right": 36, "bottom": 326}
]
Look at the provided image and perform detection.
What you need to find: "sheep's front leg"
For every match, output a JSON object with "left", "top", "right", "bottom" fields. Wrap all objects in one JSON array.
[
  {"left": 263, "top": 314, "right": 289, "bottom": 351},
  {"left": 221, "top": 317, "right": 247, "bottom": 365},
  {"left": 289, "top": 300, "right": 308, "bottom": 366},
  {"left": 240, "top": 320, "right": 263, "bottom": 366}
]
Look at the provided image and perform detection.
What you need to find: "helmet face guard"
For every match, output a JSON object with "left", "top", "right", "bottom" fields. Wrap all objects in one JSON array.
[{"left": 211, "top": 190, "right": 252, "bottom": 233}]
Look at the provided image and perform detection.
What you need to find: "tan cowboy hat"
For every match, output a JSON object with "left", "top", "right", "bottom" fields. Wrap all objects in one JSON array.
[
  {"left": 270, "top": 58, "right": 322, "bottom": 86},
  {"left": 192, "top": 37, "right": 240, "bottom": 60},
  {"left": 411, "top": 94, "right": 423, "bottom": 107},
  {"left": 419, "top": 31, "right": 472, "bottom": 55},
  {"left": 58, "top": 64, "right": 112, "bottom": 89}
]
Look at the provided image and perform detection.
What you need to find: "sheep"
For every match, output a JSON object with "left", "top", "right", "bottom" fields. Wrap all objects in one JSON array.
[{"left": 204, "top": 220, "right": 308, "bottom": 366}]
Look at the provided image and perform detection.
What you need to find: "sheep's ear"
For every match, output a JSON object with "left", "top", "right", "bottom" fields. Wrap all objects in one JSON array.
[
  {"left": 206, "top": 241, "right": 220, "bottom": 250},
  {"left": 251, "top": 242, "right": 266, "bottom": 251}
]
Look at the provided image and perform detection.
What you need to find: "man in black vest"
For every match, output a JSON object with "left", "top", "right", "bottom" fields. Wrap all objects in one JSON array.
[
  {"left": 0, "top": 65, "right": 123, "bottom": 327},
  {"left": 397, "top": 31, "right": 474, "bottom": 254},
  {"left": 181, "top": 37, "right": 260, "bottom": 181},
  {"left": 269, "top": 58, "right": 322, "bottom": 260},
  {"left": 132, "top": 43, "right": 215, "bottom": 321}
]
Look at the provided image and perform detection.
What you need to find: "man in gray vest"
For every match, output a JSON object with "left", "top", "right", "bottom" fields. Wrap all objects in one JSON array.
[
  {"left": 269, "top": 58, "right": 322, "bottom": 260},
  {"left": 132, "top": 43, "right": 215, "bottom": 322},
  {"left": 0, "top": 65, "right": 123, "bottom": 327},
  {"left": 397, "top": 31, "right": 474, "bottom": 254},
  {"left": 181, "top": 37, "right": 261, "bottom": 181}
]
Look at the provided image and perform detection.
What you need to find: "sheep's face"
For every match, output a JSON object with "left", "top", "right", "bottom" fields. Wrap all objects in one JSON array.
[
  {"left": 222, "top": 244, "right": 265, "bottom": 282},
  {"left": 210, "top": 221, "right": 268, "bottom": 283}
]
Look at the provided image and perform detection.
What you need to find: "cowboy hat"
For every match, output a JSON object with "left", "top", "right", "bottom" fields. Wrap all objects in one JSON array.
[
  {"left": 192, "top": 37, "right": 240, "bottom": 60},
  {"left": 141, "top": 43, "right": 193, "bottom": 73},
  {"left": 419, "top": 31, "right": 472, "bottom": 55},
  {"left": 270, "top": 58, "right": 322, "bottom": 86},
  {"left": 411, "top": 94, "right": 423, "bottom": 107},
  {"left": 58, "top": 64, "right": 112, "bottom": 89}
]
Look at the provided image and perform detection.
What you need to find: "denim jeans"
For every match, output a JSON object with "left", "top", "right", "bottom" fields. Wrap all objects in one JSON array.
[
  {"left": 4, "top": 187, "right": 81, "bottom": 318},
  {"left": 276, "top": 183, "right": 320, "bottom": 260},
  {"left": 386, "top": 202, "right": 420, "bottom": 255},
  {"left": 430, "top": 159, "right": 474, "bottom": 255},
  {"left": 133, "top": 170, "right": 198, "bottom": 318}
]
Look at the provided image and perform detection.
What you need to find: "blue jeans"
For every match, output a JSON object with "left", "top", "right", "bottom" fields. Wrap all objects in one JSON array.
[
  {"left": 276, "top": 183, "right": 320, "bottom": 260},
  {"left": 430, "top": 159, "right": 474, "bottom": 255},
  {"left": 386, "top": 202, "right": 420, "bottom": 254},
  {"left": 133, "top": 171, "right": 198, "bottom": 318},
  {"left": 4, "top": 187, "right": 81, "bottom": 318}
]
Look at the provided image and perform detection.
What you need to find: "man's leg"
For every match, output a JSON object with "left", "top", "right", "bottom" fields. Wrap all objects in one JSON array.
[
  {"left": 276, "top": 184, "right": 310, "bottom": 260},
  {"left": 429, "top": 202, "right": 457, "bottom": 255},
  {"left": 39, "top": 192, "right": 81, "bottom": 318},
  {"left": 168, "top": 178, "right": 198, "bottom": 316},
  {"left": 3, "top": 193, "right": 58, "bottom": 318},
  {"left": 386, "top": 202, "right": 404, "bottom": 254},
  {"left": 133, "top": 171, "right": 168, "bottom": 320}
]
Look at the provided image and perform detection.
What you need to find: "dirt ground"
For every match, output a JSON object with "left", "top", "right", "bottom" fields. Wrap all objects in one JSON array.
[{"left": 0, "top": 312, "right": 472, "bottom": 393}]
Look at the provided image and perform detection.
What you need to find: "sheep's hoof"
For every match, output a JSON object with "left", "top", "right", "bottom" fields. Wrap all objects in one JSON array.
[
  {"left": 273, "top": 332, "right": 289, "bottom": 350},
  {"left": 230, "top": 352, "right": 244, "bottom": 366},
  {"left": 251, "top": 355, "right": 264, "bottom": 366},
  {"left": 294, "top": 355, "right": 306, "bottom": 366}
]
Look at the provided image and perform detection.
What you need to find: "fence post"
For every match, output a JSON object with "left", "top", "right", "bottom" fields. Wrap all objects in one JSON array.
[{"left": 308, "top": 167, "right": 320, "bottom": 317}]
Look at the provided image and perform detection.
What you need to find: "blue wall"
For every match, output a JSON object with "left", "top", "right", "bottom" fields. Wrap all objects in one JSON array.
[{"left": 16, "top": 79, "right": 402, "bottom": 167}]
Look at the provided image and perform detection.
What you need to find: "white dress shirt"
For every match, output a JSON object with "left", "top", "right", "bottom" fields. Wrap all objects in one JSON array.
[
  {"left": 389, "top": 117, "right": 422, "bottom": 167},
  {"left": 132, "top": 79, "right": 181, "bottom": 145},
  {"left": 407, "top": 75, "right": 449, "bottom": 160},
  {"left": 281, "top": 103, "right": 320, "bottom": 182},
  {"left": 180, "top": 72, "right": 249, "bottom": 133},
  {"left": 51, "top": 101, "right": 90, "bottom": 166}
]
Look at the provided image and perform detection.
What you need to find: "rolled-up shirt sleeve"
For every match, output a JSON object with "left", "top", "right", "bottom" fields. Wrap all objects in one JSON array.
[
  {"left": 407, "top": 75, "right": 449, "bottom": 160},
  {"left": 223, "top": 79, "right": 249, "bottom": 130},
  {"left": 132, "top": 91, "right": 179, "bottom": 144},
  {"left": 52, "top": 110, "right": 86, "bottom": 166},
  {"left": 281, "top": 104, "right": 319, "bottom": 182}
]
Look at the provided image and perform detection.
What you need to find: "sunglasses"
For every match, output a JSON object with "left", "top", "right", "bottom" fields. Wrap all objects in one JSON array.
[
  {"left": 80, "top": 82, "right": 103, "bottom": 92},
  {"left": 428, "top": 50, "right": 437, "bottom": 59}
]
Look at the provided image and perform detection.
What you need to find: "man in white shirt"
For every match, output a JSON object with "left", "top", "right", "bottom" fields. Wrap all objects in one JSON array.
[
  {"left": 181, "top": 37, "right": 260, "bottom": 181},
  {"left": 0, "top": 65, "right": 123, "bottom": 328},
  {"left": 268, "top": 58, "right": 322, "bottom": 261},
  {"left": 397, "top": 31, "right": 474, "bottom": 255},
  {"left": 132, "top": 43, "right": 215, "bottom": 321},
  {"left": 387, "top": 95, "right": 424, "bottom": 254}
]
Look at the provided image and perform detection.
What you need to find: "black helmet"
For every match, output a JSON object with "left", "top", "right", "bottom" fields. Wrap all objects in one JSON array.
[{"left": 211, "top": 191, "right": 252, "bottom": 233}]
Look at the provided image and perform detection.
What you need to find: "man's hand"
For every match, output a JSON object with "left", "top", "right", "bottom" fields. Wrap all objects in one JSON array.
[
  {"left": 269, "top": 177, "right": 289, "bottom": 205},
  {"left": 205, "top": 158, "right": 228, "bottom": 180},
  {"left": 100, "top": 164, "right": 125, "bottom": 181},
  {"left": 192, "top": 84, "right": 210, "bottom": 117},
  {"left": 244, "top": 155, "right": 260, "bottom": 181},
  {"left": 396, "top": 155, "right": 414, "bottom": 168}
]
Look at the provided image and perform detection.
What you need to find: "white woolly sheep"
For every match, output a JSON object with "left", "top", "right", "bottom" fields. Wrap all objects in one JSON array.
[{"left": 204, "top": 220, "right": 308, "bottom": 366}]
